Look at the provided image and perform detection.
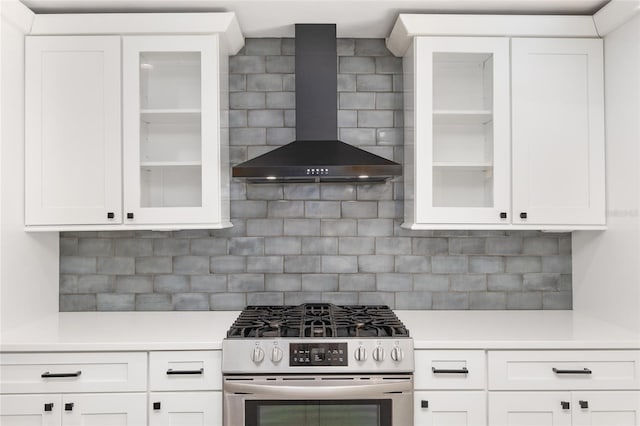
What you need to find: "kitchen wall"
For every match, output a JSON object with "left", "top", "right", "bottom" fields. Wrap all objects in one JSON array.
[
  {"left": 1, "top": 0, "right": 59, "bottom": 331},
  {"left": 573, "top": 14, "right": 640, "bottom": 332},
  {"left": 59, "top": 38, "right": 572, "bottom": 311}
]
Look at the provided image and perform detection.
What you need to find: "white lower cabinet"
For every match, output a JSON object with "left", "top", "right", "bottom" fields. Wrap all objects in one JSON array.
[
  {"left": 414, "top": 350, "right": 487, "bottom": 426},
  {"left": 63, "top": 393, "right": 146, "bottom": 426},
  {"left": 572, "top": 391, "right": 640, "bottom": 426},
  {"left": 489, "top": 392, "right": 572, "bottom": 426},
  {"left": 489, "top": 391, "right": 640, "bottom": 426},
  {"left": 415, "top": 391, "right": 486, "bottom": 426},
  {"left": 0, "top": 394, "right": 62, "bottom": 426},
  {"left": 149, "top": 391, "right": 221, "bottom": 426},
  {"left": 0, "top": 393, "right": 146, "bottom": 426},
  {"left": 148, "top": 351, "right": 223, "bottom": 426},
  {"left": 488, "top": 351, "right": 640, "bottom": 426}
]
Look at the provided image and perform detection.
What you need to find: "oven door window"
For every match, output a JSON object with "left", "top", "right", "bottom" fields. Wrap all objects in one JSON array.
[{"left": 245, "top": 399, "right": 392, "bottom": 426}]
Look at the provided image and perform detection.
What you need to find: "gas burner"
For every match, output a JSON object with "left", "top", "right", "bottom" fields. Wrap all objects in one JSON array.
[{"left": 226, "top": 303, "right": 409, "bottom": 339}]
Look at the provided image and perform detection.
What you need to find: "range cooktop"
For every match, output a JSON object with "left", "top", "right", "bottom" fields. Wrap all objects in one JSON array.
[
  {"left": 222, "top": 303, "right": 414, "bottom": 374},
  {"left": 226, "top": 303, "right": 410, "bottom": 339}
]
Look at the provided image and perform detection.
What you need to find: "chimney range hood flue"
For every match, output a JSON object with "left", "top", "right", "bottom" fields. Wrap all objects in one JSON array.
[{"left": 231, "top": 24, "right": 402, "bottom": 183}]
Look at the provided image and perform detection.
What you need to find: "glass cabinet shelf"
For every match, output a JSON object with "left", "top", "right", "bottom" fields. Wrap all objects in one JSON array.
[
  {"left": 140, "top": 161, "right": 202, "bottom": 167},
  {"left": 433, "top": 162, "right": 493, "bottom": 171},
  {"left": 140, "top": 109, "right": 201, "bottom": 124},
  {"left": 433, "top": 110, "right": 493, "bottom": 125}
]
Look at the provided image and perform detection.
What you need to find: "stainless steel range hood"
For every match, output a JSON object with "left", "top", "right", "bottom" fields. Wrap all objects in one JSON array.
[{"left": 232, "top": 24, "right": 402, "bottom": 184}]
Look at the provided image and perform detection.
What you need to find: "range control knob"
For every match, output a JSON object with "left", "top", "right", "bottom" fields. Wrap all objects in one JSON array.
[
  {"left": 354, "top": 346, "right": 367, "bottom": 362},
  {"left": 390, "top": 346, "right": 404, "bottom": 362},
  {"left": 271, "top": 346, "right": 283, "bottom": 363},
  {"left": 373, "top": 346, "right": 385, "bottom": 362},
  {"left": 251, "top": 347, "right": 265, "bottom": 364}
]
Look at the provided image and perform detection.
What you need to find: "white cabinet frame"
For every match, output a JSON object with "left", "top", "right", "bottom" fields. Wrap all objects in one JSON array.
[
  {"left": 409, "top": 37, "right": 511, "bottom": 225},
  {"left": 25, "top": 36, "right": 122, "bottom": 226}
]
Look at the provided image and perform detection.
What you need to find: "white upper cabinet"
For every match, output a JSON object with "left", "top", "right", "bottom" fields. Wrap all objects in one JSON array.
[
  {"left": 391, "top": 15, "right": 606, "bottom": 230},
  {"left": 511, "top": 38, "right": 605, "bottom": 226},
  {"left": 25, "top": 36, "right": 122, "bottom": 226},
  {"left": 408, "top": 37, "right": 510, "bottom": 225},
  {"left": 24, "top": 13, "right": 242, "bottom": 231},
  {"left": 122, "top": 35, "right": 225, "bottom": 226}
]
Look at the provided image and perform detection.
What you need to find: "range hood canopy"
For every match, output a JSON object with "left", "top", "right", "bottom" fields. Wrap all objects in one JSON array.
[{"left": 232, "top": 24, "right": 402, "bottom": 183}]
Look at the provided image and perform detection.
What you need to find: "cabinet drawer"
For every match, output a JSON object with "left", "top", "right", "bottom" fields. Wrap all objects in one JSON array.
[
  {"left": 0, "top": 352, "right": 147, "bottom": 394},
  {"left": 488, "top": 350, "right": 640, "bottom": 390},
  {"left": 150, "top": 351, "right": 222, "bottom": 391},
  {"left": 415, "top": 350, "right": 486, "bottom": 390}
]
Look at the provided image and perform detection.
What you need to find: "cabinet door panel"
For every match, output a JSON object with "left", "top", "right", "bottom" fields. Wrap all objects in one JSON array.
[
  {"left": 415, "top": 391, "right": 486, "bottom": 426},
  {"left": 122, "top": 35, "right": 221, "bottom": 225},
  {"left": 25, "top": 36, "right": 122, "bottom": 226},
  {"left": 572, "top": 391, "right": 640, "bottom": 426},
  {"left": 149, "top": 391, "right": 221, "bottom": 426},
  {"left": 0, "top": 394, "right": 62, "bottom": 426},
  {"left": 489, "top": 392, "right": 572, "bottom": 426},
  {"left": 411, "top": 37, "right": 510, "bottom": 225},
  {"left": 62, "top": 393, "right": 146, "bottom": 426},
  {"left": 512, "top": 38, "right": 605, "bottom": 225}
]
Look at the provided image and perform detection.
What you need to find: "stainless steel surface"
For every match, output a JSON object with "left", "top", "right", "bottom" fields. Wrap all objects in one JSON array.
[
  {"left": 223, "top": 374, "right": 414, "bottom": 426},
  {"left": 222, "top": 338, "right": 414, "bottom": 374}
]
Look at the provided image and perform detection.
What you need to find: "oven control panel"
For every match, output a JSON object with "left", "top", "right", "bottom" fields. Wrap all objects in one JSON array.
[{"left": 290, "top": 343, "right": 348, "bottom": 366}]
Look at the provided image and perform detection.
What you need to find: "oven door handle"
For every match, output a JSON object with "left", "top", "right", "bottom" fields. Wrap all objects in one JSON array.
[{"left": 224, "top": 380, "right": 410, "bottom": 397}]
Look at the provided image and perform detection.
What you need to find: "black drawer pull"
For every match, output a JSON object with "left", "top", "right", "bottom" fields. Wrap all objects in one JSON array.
[
  {"left": 65, "top": 403, "right": 74, "bottom": 412},
  {"left": 520, "top": 212, "right": 527, "bottom": 219},
  {"left": 432, "top": 367, "right": 469, "bottom": 374},
  {"left": 42, "top": 371, "right": 82, "bottom": 378},
  {"left": 579, "top": 400, "right": 589, "bottom": 409},
  {"left": 500, "top": 212, "right": 507, "bottom": 219},
  {"left": 107, "top": 212, "right": 115, "bottom": 219},
  {"left": 44, "top": 403, "right": 54, "bottom": 412},
  {"left": 561, "top": 401, "right": 570, "bottom": 410},
  {"left": 127, "top": 212, "right": 134, "bottom": 219},
  {"left": 552, "top": 368, "right": 592, "bottom": 375},
  {"left": 166, "top": 368, "right": 204, "bottom": 375},
  {"left": 153, "top": 402, "right": 161, "bottom": 410},
  {"left": 421, "top": 400, "right": 429, "bottom": 408}
]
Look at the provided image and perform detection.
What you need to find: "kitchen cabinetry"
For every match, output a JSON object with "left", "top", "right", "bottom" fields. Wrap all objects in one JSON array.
[
  {"left": 122, "top": 36, "right": 227, "bottom": 226},
  {"left": 148, "top": 351, "right": 223, "bottom": 426},
  {"left": 400, "top": 31, "right": 605, "bottom": 229},
  {"left": 414, "top": 350, "right": 487, "bottom": 426},
  {"left": 489, "top": 391, "right": 640, "bottom": 426},
  {"left": 488, "top": 350, "right": 640, "bottom": 426},
  {"left": 405, "top": 37, "right": 511, "bottom": 226},
  {"left": 25, "top": 36, "right": 122, "bottom": 226},
  {"left": 24, "top": 14, "right": 241, "bottom": 231},
  {"left": 0, "top": 352, "right": 147, "bottom": 426},
  {"left": 0, "top": 393, "right": 146, "bottom": 426},
  {"left": 512, "top": 38, "right": 605, "bottom": 226}
]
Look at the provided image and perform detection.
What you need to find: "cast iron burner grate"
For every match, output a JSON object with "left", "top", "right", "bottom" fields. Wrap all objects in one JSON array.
[{"left": 226, "top": 303, "right": 409, "bottom": 339}]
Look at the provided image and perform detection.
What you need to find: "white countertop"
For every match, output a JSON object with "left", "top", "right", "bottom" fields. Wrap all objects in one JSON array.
[{"left": 1, "top": 310, "right": 638, "bottom": 352}]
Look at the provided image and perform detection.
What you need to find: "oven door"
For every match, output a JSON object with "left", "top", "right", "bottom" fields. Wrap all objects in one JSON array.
[{"left": 223, "top": 374, "right": 413, "bottom": 426}]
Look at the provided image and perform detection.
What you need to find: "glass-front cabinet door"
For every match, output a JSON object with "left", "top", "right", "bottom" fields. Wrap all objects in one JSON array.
[
  {"left": 413, "top": 37, "right": 510, "bottom": 224},
  {"left": 123, "top": 35, "right": 222, "bottom": 225}
]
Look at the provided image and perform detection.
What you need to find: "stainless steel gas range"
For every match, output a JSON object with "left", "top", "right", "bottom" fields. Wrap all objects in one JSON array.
[{"left": 221, "top": 303, "right": 414, "bottom": 426}]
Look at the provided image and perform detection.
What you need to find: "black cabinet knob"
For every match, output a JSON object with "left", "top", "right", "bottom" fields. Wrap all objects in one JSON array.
[
  {"left": 107, "top": 212, "right": 115, "bottom": 219},
  {"left": 561, "top": 401, "right": 570, "bottom": 410},
  {"left": 153, "top": 402, "right": 161, "bottom": 410},
  {"left": 421, "top": 400, "right": 428, "bottom": 408},
  {"left": 65, "top": 403, "right": 74, "bottom": 411},
  {"left": 127, "top": 212, "right": 134, "bottom": 220},
  {"left": 579, "top": 400, "right": 589, "bottom": 409},
  {"left": 500, "top": 212, "right": 507, "bottom": 219},
  {"left": 520, "top": 212, "right": 527, "bottom": 219},
  {"left": 44, "top": 403, "right": 54, "bottom": 412}
]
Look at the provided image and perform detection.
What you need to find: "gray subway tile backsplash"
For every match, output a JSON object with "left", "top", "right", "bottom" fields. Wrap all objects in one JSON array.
[{"left": 59, "top": 38, "right": 573, "bottom": 311}]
